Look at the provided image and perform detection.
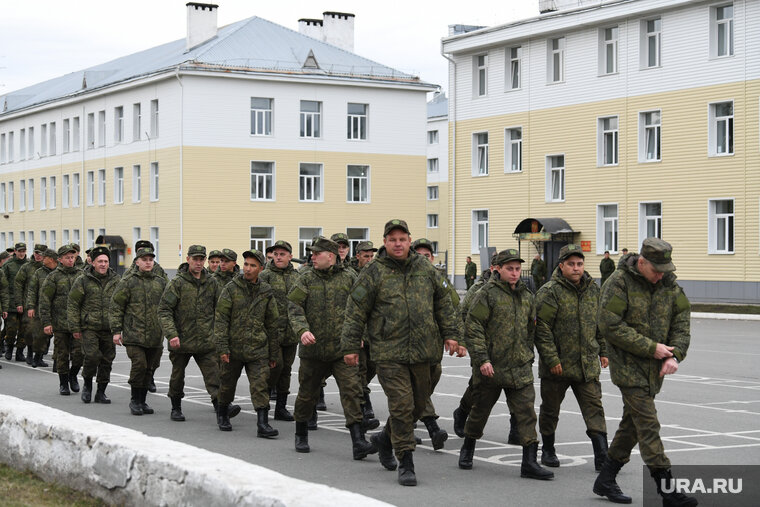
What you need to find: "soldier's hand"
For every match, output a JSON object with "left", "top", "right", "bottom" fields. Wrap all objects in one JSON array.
[
  {"left": 113, "top": 334, "right": 123, "bottom": 346},
  {"left": 600, "top": 356, "right": 609, "bottom": 368},
  {"left": 550, "top": 363, "right": 563, "bottom": 376},
  {"left": 16, "top": 306, "right": 23, "bottom": 313},
  {"left": 653, "top": 343, "right": 674, "bottom": 359},
  {"left": 73, "top": 332, "right": 82, "bottom": 340},
  {"left": 480, "top": 362, "right": 494, "bottom": 377},
  {"left": 169, "top": 337, "right": 180, "bottom": 349},
  {"left": 344, "top": 353, "right": 359, "bottom": 366},
  {"left": 44, "top": 325, "right": 53, "bottom": 335},
  {"left": 444, "top": 339, "right": 459, "bottom": 356},
  {"left": 301, "top": 331, "right": 316, "bottom": 346},
  {"left": 456, "top": 346, "right": 467, "bottom": 358},
  {"left": 221, "top": 353, "right": 230, "bottom": 364},
  {"left": 659, "top": 357, "right": 678, "bottom": 377},
  {"left": 27, "top": 309, "right": 35, "bottom": 318}
]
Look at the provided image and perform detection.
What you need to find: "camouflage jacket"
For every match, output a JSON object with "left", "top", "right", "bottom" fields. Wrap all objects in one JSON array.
[
  {"left": 110, "top": 268, "right": 166, "bottom": 348},
  {"left": 67, "top": 265, "right": 121, "bottom": 332},
  {"left": 14, "top": 259, "right": 42, "bottom": 309},
  {"left": 598, "top": 254, "right": 691, "bottom": 395},
  {"left": 26, "top": 265, "right": 54, "bottom": 311},
  {"left": 535, "top": 268, "right": 605, "bottom": 382},
  {"left": 465, "top": 261, "right": 477, "bottom": 280},
  {"left": 260, "top": 262, "right": 300, "bottom": 346},
  {"left": 0, "top": 270, "right": 8, "bottom": 314},
  {"left": 123, "top": 261, "right": 169, "bottom": 282},
  {"left": 341, "top": 248, "right": 459, "bottom": 364},
  {"left": 1, "top": 256, "right": 27, "bottom": 304},
  {"left": 214, "top": 274, "right": 279, "bottom": 363},
  {"left": 158, "top": 264, "right": 220, "bottom": 354},
  {"left": 465, "top": 278, "right": 535, "bottom": 389},
  {"left": 459, "top": 271, "right": 491, "bottom": 322},
  {"left": 212, "top": 266, "right": 239, "bottom": 290},
  {"left": 599, "top": 258, "right": 615, "bottom": 285},
  {"left": 531, "top": 259, "right": 547, "bottom": 279},
  {"left": 288, "top": 264, "right": 357, "bottom": 362},
  {"left": 39, "top": 264, "right": 82, "bottom": 332}
]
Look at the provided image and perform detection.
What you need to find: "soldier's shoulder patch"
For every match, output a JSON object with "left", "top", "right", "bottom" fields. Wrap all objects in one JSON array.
[
  {"left": 604, "top": 294, "right": 627, "bottom": 316},
  {"left": 351, "top": 284, "right": 369, "bottom": 304},
  {"left": 469, "top": 301, "right": 489, "bottom": 321},
  {"left": 674, "top": 292, "right": 690, "bottom": 313},
  {"left": 288, "top": 286, "right": 308, "bottom": 304},
  {"left": 537, "top": 302, "right": 557, "bottom": 323}
]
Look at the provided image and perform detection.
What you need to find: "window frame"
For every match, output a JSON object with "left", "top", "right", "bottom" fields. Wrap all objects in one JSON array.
[
  {"left": 62, "top": 174, "right": 70, "bottom": 208},
  {"left": 86, "top": 171, "right": 95, "bottom": 206},
  {"left": 299, "top": 162, "right": 323, "bottom": 202},
  {"left": 346, "top": 164, "right": 370, "bottom": 203},
  {"left": 638, "top": 110, "right": 662, "bottom": 162},
  {"left": 597, "top": 203, "right": 619, "bottom": 254},
  {"left": 114, "top": 106, "right": 124, "bottom": 144},
  {"left": 427, "top": 214, "right": 439, "bottom": 229},
  {"left": 427, "top": 130, "right": 439, "bottom": 145},
  {"left": 545, "top": 154, "right": 566, "bottom": 203},
  {"left": 641, "top": 18, "right": 662, "bottom": 69},
  {"left": 250, "top": 161, "right": 275, "bottom": 202},
  {"left": 347, "top": 103, "right": 368, "bottom": 141},
  {"left": 505, "top": 127, "right": 523, "bottom": 173},
  {"left": 250, "top": 97, "right": 273, "bottom": 136},
  {"left": 132, "top": 165, "right": 141, "bottom": 203},
  {"left": 474, "top": 54, "right": 488, "bottom": 97},
  {"left": 507, "top": 46, "right": 522, "bottom": 91},
  {"left": 114, "top": 167, "right": 124, "bottom": 204},
  {"left": 472, "top": 132, "right": 489, "bottom": 177},
  {"left": 427, "top": 185, "right": 439, "bottom": 201},
  {"left": 711, "top": 3, "right": 734, "bottom": 58},
  {"left": 708, "top": 198, "right": 735, "bottom": 254},
  {"left": 133, "top": 103, "right": 142, "bottom": 142},
  {"left": 547, "top": 37, "right": 566, "bottom": 84},
  {"left": 150, "top": 99, "right": 159, "bottom": 138},
  {"left": 471, "top": 209, "right": 489, "bottom": 253},
  {"left": 250, "top": 226, "right": 275, "bottom": 253},
  {"left": 298, "top": 226, "right": 323, "bottom": 259},
  {"left": 49, "top": 176, "right": 56, "bottom": 209},
  {"left": 709, "top": 100, "right": 734, "bottom": 156},
  {"left": 427, "top": 158, "right": 439, "bottom": 174},
  {"left": 598, "top": 116, "right": 620, "bottom": 166},
  {"left": 150, "top": 162, "right": 159, "bottom": 201},
  {"left": 72, "top": 173, "right": 80, "bottom": 207},
  {"left": 299, "top": 100, "right": 322, "bottom": 139},
  {"left": 600, "top": 26, "right": 619, "bottom": 75},
  {"left": 97, "top": 168, "right": 106, "bottom": 205},
  {"left": 638, "top": 201, "right": 663, "bottom": 246}
]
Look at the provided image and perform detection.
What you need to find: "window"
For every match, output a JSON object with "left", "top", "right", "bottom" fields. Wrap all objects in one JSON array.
[
  {"left": 299, "top": 227, "right": 323, "bottom": 258},
  {"left": 73, "top": 229, "right": 80, "bottom": 246},
  {"left": 132, "top": 228, "right": 141, "bottom": 251},
  {"left": 599, "top": 116, "right": 619, "bottom": 166},
  {"left": 86, "top": 171, "right": 94, "bottom": 206},
  {"left": 87, "top": 113, "right": 95, "bottom": 149},
  {"left": 601, "top": 27, "right": 618, "bottom": 74},
  {"left": 72, "top": 117, "right": 80, "bottom": 152},
  {"left": 508, "top": 46, "right": 521, "bottom": 90},
  {"left": 150, "top": 99, "right": 159, "bottom": 137},
  {"left": 49, "top": 176, "right": 56, "bottom": 209},
  {"left": 114, "top": 167, "right": 124, "bottom": 203},
  {"left": 710, "top": 101, "right": 733, "bottom": 156},
  {"left": 62, "top": 120, "right": 70, "bottom": 153},
  {"left": 7, "top": 182, "right": 13, "bottom": 211},
  {"left": 114, "top": 106, "right": 124, "bottom": 143},
  {"left": 474, "top": 54, "right": 487, "bottom": 96},
  {"left": 597, "top": 204, "right": 619, "bottom": 253},
  {"left": 73, "top": 173, "right": 80, "bottom": 207},
  {"left": 427, "top": 186, "right": 439, "bottom": 200},
  {"left": 21, "top": 231, "right": 27, "bottom": 243},
  {"left": 28, "top": 127, "right": 34, "bottom": 158},
  {"left": 251, "top": 161, "right": 274, "bottom": 201},
  {"left": 431, "top": 241, "right": 439, "bottom": 254},
  {"left": 709, "top": 199, "right": 734, "bottom": 253},
  {"left": 639, "top": 202, "right": 662, "bottom": 245},
  {"left": 41, "top": 178, "right": 47, "bottom": 209},
  {"left": 48, "top": 122, "right": 56, "bottom": 156},
  {"left": 427, "top": 158, "right": 439, "bottom": 173},
  {"left": 299, "top": 163, "right": 322, "bottom": 201},
  {"left": 98, "top": 110, "right": 106, "bottom": 147},
  {"left": 548, "top": 37, "right": 565, "bottom": 83},
  {"left": 49, "top": 230, "right": 56, "bottom": 250},
  {"left": 712, "top": 4, "right": 734, "bottom": 58},
  {"left": 132, "top": 165, "right": 141, "bottom": 202},
  {"left": 7, "top": 132, "right": 14, "bottom": 162},
  {"left": 40, "top": 124, "right": 47, "bottom": 156},
  {"left": 472, "top": 210, "right": 489, "bottom": 251},
  {"left": 0, "top": 183, "right": 4, "bottom": 212},
  {"left": 0, "top": 232, "right": 4, "bottom": 250},
  {"left": 133, "top": 103, "right": 141, "bottom": 141},
  {"left": 0, "top": 133, "right": 5, "bottom": 163},
  {"left": 642, "top": 18, "right": 662, "bottom": 68},
  {"left": 250, "top": 97, "right": 273, "bottom": 136},
  {"left": 28, "top": 231, "right": 34, "bottom": 244},
  {"left": 347, "top": 165, "right": 369, "bottom": 203},
  {"left": 250, "top": 226, "right": 275, "bottom": 252},
  {"left": 347, "top": 103, "right": 368, "bottom": 140},
  {"left": 150, "top": 227, "right": 160, "bottom": 262},
  {"left": 505, "top": 128, "right": 522, "bottom": 172},
  {"left": 546, "top": 155, "right": 565, "bottom": 202},
  {"left": 27, "top": 179, "right": 34, "bottom": 210},
  {"left": 427, "top": 130, "right": 439, "bottom": 145},
  {"left": 427, "top": 214, "right": 439, "bottom": 228},
  {"left": 19, "top": 180, "right": 26, "bottom": 211},
  {"left": 473, "top": 132, "right": 489, "bottom": 176},
  {"left": 62, "top": 175, "right": 70, "bottom": 208},
  {"left": 639, "top": 111, "right": 661, "bottom": 162},
  {"left": 300, "top": 101, "right": 321, "bottom": 138},
  {"left": 150, "top": 162, "right": 159, "bottom": 201},
  {"left": 87, "top": 229, "right": 95, "bottom": 249},
  {"left": 98, "top": 169, "right": 106, "bottom": 205},
  {"left": 347, "top": 228, "right": 369, "bottom": 256},
  {"left": 7, "top": 232, "right": 13, "bottom": 245},
  {"left": 19, "top": 129, "right": 25, "bottom": 160},
  {"left": 63, "top": 230, "right": 70, "bottom": 245}
]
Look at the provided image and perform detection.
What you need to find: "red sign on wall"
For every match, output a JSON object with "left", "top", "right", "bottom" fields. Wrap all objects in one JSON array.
[{"left": 581, "top": 241, "right": 591, "bottom": 252}]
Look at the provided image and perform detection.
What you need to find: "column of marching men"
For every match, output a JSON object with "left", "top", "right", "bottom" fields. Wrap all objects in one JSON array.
[{"left": 0, "top": 221, "right": 699, "bottom": 507}]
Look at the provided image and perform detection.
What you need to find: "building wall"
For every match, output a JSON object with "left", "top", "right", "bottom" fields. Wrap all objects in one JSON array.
[{"left": 426, "top": 115, "right": 449, "bottom": 269}]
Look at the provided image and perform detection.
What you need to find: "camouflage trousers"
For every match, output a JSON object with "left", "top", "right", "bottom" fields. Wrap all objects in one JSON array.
[
  {"left": 168, "top": 350, "right": 219, "bottom": 400},
  {"left": 464, "top": 376, "right": 538, "bottom": 446},
  {"left": 81, "top": 330, "right": 116, "bottom": 384},
  {"left": 358, "top": 344, "right": 376, "bottom": 399},
  {"left": 124, "top": 345, "right": 162, "bottom": 388},
  {"left": 376, "top": 361, "right": 432, "bottom": 457},
  {"left": 218, "top": 357, "right": 270, "bottom": 410},
  {"left": 53, "top": 331, "right": 83, "bottom": 375},
  {"left": 458, "top": 376, "right": 475, "bottom": 412},
  {"left": 608, "top": 386, "right": 670, "bottom": 470},
  {"left": 4, "top": 311, "right": 25, "bottom": 349},
  {"left": 539, "top": 376, "right": 606, "bottom": 436},
  {"left": 150, "top": 345, "right": 163, "bottom": 377},
  {"left": 267, "top": 343, "right": 297, "bottom": 395},
  {"left": 27, "top": 315, "right": 49, "bottom": 354},
  {"left": 294, "top": 357, "right": 363, "bottom": 427},
  {"left": 420, "top": 361, "right": 442, "bottom": 420}
]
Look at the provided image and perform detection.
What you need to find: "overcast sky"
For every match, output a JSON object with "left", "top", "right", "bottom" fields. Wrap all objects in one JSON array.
[{"left": 0, "top": 0, "right": 538, "bottom": 96}]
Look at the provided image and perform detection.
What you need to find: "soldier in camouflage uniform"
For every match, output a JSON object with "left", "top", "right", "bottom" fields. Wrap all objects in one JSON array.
[
  {"left": 0, "top": 264, "right": 7, "bottom": 367},
  {"left": 342, "top": 219, "right": 460, "bottom": 487},
  {"left": 67, "top": 246, "right": 120, "bottom": 404},
  {"left": 15, "top": 243, "right": 46, "bottom": 364},
  {"left": 214, "top": 249, "right": 280, "bottom": 438},
  {"left": 212, "top": 249, "right": 239, "bottom": 287},
  {"left": 534, "top": 244, "right": 608, "bottom": 471},
  {"left": 353, "top": 241, "right": 378, "bottom": 421},
  {"left": 464, "top": 257, "right": 477, "bottom": 290},
  {"left": 330, "top": 233, "right": 351, "bottom": 266},
  {"left": 26, "top": 249, "right": 58, "bottom": 368},
  {"left": 531, "top": 253, "right": 547, "bottom": 290},
  {"left": 287, "top": 237, "right": 376, "bottom": 459},
  {"left": 110, "top": 246, "right": 166, "bottom": 416},
  {"left": 593, "top": 239, "right": 696, "bottom": 506},
  {"left": 2, "top": 243, "right": 28, "bottom": 361},
  {"left": 599, "top": 251, "right": 615, "bottom": 287},
  {"left": 40, "top": 245, "right": 84, "bottom": 395},
  {"left": 458, "top": 249, "right": 553, "bottom": 481},
  {"left": 207, "top": 250, "right": 223, "bottom": 274}
]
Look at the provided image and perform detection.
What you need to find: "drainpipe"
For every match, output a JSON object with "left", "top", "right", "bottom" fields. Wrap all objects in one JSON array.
[
  {"left": 174, "top": 66, "right": 183, "bottom": 259},
  {"left": 441, "top": 46, "right": 457, "bottom": 286}
]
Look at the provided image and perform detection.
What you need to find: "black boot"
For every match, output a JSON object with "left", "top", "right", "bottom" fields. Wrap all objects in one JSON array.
[
  {"left": 520, "top": 442, "right": 554, "bottom": 480},
  {"left": 540, "top": 433, "right": 560, "bottom": 467},
  {"left": 422, "top": 416, "right": 448, "bottom": 450},
  {"left": 589, "top": 432, "right": 609, "bottom": 472},
  {"left": 140, "top": 388, "right": 154, "bottom": 414},
  {"left": 350, "top": 423, "right": 377, "bottom": 460},
  {"left": 148, "top": 373, "right": 157, "bottom": 393},
  {"left": 170, "top": 396, "right": 185, "bottom": 421},
  {"left": 593, "top": 456, "right": 632, "bottom": 504},
  {"left": 59, "top": 374, "right": 71, "bottom": 396},
  {"left": 459, "top": 437, "right": 476, "bottom": 470},
  {"left": 4, "top": 345, "right": 13, "bottom": 360},
  {"left": 397, "top": 451, "right": 417, "bottom": 486},
  {"left": 269, "top": 387, "right": 277, "bottom": 401},
  {"left": 94, "top": 383, "right": 111, "bottom": 404},
  {"left": 256, "top": 408, "right": 279, "bottom": 438},
  {"left": 274, "top": 392, "right": 294, "bottom": 421},
  {"left": 361, "top": 413, "right": 380, "bottom": 431},
  {"left": 15, "top": 347, "right": 26, "bottom": 362},
  {"left": 130, "top": 387, "right": 144, "bottom": 416},
  {"left": 229, "top": 404, "right": 241, "bottom": 418},
  {"left": 52, "top": 359, "right": 57, "bottom": 372},
  {"left": 362, "top": 393, "right": 376, "bottom": 419},
  {"left": 31, "top": 352, "right": 40, "bottom": 368},
  {"left": 295, "top": 421, "right": 310, "bottom": 453},
  {"left": 507, "top": 413, "right": 520, "bottom": 445},
  {"left": 651, "top": 468, "right": 698, "bottom": 507},
  {"left": 453, "top": 407, "right": 468, "bottom": 438},
  {"left": 37, "top": 355, "right": 49, "bottom": 367},
  {"left": 25, "top": 346, "right": 33, "bottom": 365},
  {"left": 371, "top": 427, "right": 397, "bottom": 471},
  {"left": 217, "top": 404, "right": 232, "bottom": 431},
  {"left": 81, "top": 377, "right": 93, "bottom": 403},
  {"left": 316, "top": 387, "right": 326, "bottom": 411},
  {"left": 307, "top": 409, "right": 318, "bottom": 430},
  {"left": 69, "top": 367, "right": 80, "bottom": 393}
]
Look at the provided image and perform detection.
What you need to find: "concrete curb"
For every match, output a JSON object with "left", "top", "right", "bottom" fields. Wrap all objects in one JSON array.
[
  {"left": 691, "top": 312, "right": 760, "bottom": 321},
  {"left": 0, "top": 395, "right": 391, "bottom": 507}
]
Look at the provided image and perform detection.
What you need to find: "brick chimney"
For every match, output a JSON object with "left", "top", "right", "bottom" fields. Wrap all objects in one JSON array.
[
  {"left": 186, "top": 2, "right": 218, "bottom": 51},
  {"left": 298, "top": 11, "right": 355, "bottom": 52}
]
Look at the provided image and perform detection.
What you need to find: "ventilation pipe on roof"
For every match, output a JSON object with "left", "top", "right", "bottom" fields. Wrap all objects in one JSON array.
[
  {"left": 186, "top": 2, "right": 218, "bottom": 51},
  {"left": 298, "top": 12, "right": 355, "bottom": 52}
]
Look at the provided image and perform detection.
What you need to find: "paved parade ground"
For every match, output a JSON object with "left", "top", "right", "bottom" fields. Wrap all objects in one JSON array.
[{"left": 0, "top": 318, "right": 758, "bottom": 506}]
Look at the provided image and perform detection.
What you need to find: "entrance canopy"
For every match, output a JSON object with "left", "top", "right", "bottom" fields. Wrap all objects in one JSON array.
[
  {"left": 95, "top": 235, "right": 126, "bottom": 248},
  {"left": 513, "top": 218, "right": 575, "bottom": 237}
]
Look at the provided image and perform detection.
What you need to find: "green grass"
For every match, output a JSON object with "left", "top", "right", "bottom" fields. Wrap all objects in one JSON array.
[
  {"left": 0, "top": 463, "right": 106, "bottom": 506},
  {"left": 691, "top": 303, "right": 760, "bottom": 315}
]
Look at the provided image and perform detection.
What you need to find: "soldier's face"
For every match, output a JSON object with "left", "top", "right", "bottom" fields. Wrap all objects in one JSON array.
[
  {"left": 220, "top": 259, "right": 236, "bottom": 272},
  {"left": 187, "top": 255, "right": 205, "bottom": 276},
  {"left": 337, "top": 244, "right": 350, "bottom": 260},
  {"left": 357, "top": 250, "right": 374, "bottom": 268},
  {"left": 243, "top": 257, "right": 263, "bottom": 281},
  {"left": 496, "top": 261, "right": 522, "bottom": 287},
  {"left": 266, "top": 252, "right": 274, "bottom": 261},
  {"left": 383, "top": 230, "right": 411, "bottom": 260},
  {"left": 311, "top": 250, "right": 335, "bottom": 270},
  {"left": 135, "top": 256, "right": 155, "bottom": 272},
  {"left": 604, "top": 253, "right": 610, "bottom": 259},
  {"left": 33, "top": 252, "right": 43, "bottom": 262},
  {"left": 207, "top": 257, "right": 221, "bottom": 272},
  {"left": 93, "top": 254, "right": 109, "bottom": 274},
  {"left": 43, "top": 257, "right": 58, "bottom": 269},
  {"left": 637, "top": 257, "right": 664, "bottom": 285},
  {"left": 415, "top": 247, "right": 434, "bottom": 263},
  {"left": 559, "top": 256, "right": 584, "bottom": 285},
  {"left": 15, "top": 249, "right": 26, "bottom": 260},
  {"left": 60, "top": 252, "right": 77, "bottom": 268},
  {"left": 272, "top": 248, "right": 292, "bottom": 269}
]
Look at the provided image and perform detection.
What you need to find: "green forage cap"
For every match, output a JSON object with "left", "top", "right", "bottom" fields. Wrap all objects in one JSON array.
[{"left": 640, "top": 238, "right": 675, "bottom": 272}]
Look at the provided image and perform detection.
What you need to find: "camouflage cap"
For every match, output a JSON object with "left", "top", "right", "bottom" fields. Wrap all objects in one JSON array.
[
  {"left": 383, "top": 219, "right": 410, "bottom": 237},
  {"left": 57, "top": 244, "right": 77, "bottom": 256},
  {"left": 242, "top": 248, "right": 266, "bottom": 266},
  {"left": 33, "top": 243, "right": 48, "bottom": 254},
  {"left": 493, "top": 248, "right": 525, "bottom": 265},
  {"left": 42, "top": 248, "right": 59, "bottom": 259},
  {"left": 187, "top": 244, "right": 206, "bottom": 257},
  {"left": 5, "top": 247, "right": 14, "bottom": 254},
  {"left": 356, "top": 240, "right": 378, "bottom": 253},
  {"left": 0, "top": 251, "right": 9, "bottom": 260},
  {"left": 71, "top": 243, "right": 81, "bottom": 253},
  {"left": 411, "top": 238, "right": 435, "bottom": 254},
  {"left": 135, "top": 240, "right": 153, "bottom": 250},
  {"left": 135, "top": 246, "right": 156, "bottom": 259},
  {"left": 208, "top": 250, "right": 223, "bottom": 259},
  {"left": 220, "top": 248, "right": 237, "bottom": 261},
  {"left": 268, "top": 240, "right": 292, "bottom": 254},
  {"left": 490, "top": 253, "right": 498, "bottom": 266},
  {"left": 90, "top": 246, "right": 110, "bottom": 260},
  {"left": 640, "top": 237, "right": 675, "bottom": 272},
  {"left": 558, "top": 243, "right": 585, "bottom": 262},
  {"left": 14, "top": 242, "right": 27, "bottom": 251},
  {"left": 307, "top": 236, "right": 339, "bottom": 255},
  {"left": 330, "top": 233, "right": 350, "bottom": 246}
]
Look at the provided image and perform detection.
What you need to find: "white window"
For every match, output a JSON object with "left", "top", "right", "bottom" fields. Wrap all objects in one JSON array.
[
  {"left": 49, "top": 177, "right": 56, "bottom": 208},
  {"left": 347, "top": 228, "right": 369, "bottom": 256},
  {"left": 73, "top": 173, "right": 80, "bottom": 207},
  {"left": 427, "top": 214, "right": 439, "bottom": 228},
  {"left": 41, "top": 178, "right": 48, "bottom": 209},
  {"left": 427, "top": 158, "right": 439, "bottom": 173},
  {"left": 22, "top": 231, "right": 28, "bottom": 243},
  {"left": 40, "top": 124, "right": 47, "bottom": 156},
  {"left": 251, "top": 161, "right": 274, "bottom": 201},
  {"left": 150, "top": 100, "right": 159, "bottom": 138},
  {"left": 98, "top": 169, "right": 106, "bottom": 205},
  {"left": 300, "top": 101, "right": 322, "bottom": 138},
  {"left": 7, "top": 132, "right": 14, "bottom": 162},
  {"left": 133, "top": 103, "right": 142, "bottom": 141},
  {"left": 597, "top": 204, "right": 619, "bottom": 253},
  {"left": 114, "top": 106, "right": 124, "bottom": 143},
  {"left": 347, "top": 165, "right": 369, "bottom": 203},
  {"left": 642, "top": 18, "right": 662, "bottom": 68},
  {"left": 548, "top": 37, "right": 565, "bottom": 83},
  {"left": 427, "top": 130, "right": 439, "bottom": 145},
  {"left": 250, "top": 226, "right": 275, "bottom": 252},
  {"left": 0, "top": 183, "right": 5, "bottom": 212},
  {"left": 27, "top": 179, "right": 34, "bottom": 210},
  {"left": 347, "top": 103, "right": 368, "bottom": 140},
  {"left": 250, "top": 97, "right": 273, "bottom": 136},
  {"left": 28, "top": 231, "right": 34, "bottom": 244},
  {"left": 28, "top": 127, "right": 34, "bottom": 158},
  {"left": 62, "top": 175, "right": 69, "bottom": 208},
  {"left": 114, "top": 167, "right": 124, "bottom": 203},
  {"left": 508, "top": 46, "right": 521, "bottom": 90},
  {"left": 473, "top": 132, "right": 489, "bottom": 176},
  {"left": 73, "top": 229, "right": 80, "bottom": 246},
  {"left": 49, "top": 230, "right": 56, "bottom": 250},
  {"left": 474, "top": 54, "right": 488, "bottom": 96},
  {"left": 48, "top": 123, "right": 56, "bottom": 156},
  {"left": 299, "top": 163, "right": 322, "bottom": 202},
  {"left": 637, "top": 111, "right": 662, "bottom": 162},
  {"left": 132, "top": 227, "right": 141, "bottom": 251},
  {"left": 505, "top": 128, "right": 522, "bottom": 173},
  {"left": 710, "top": 101, "right": 733, "bottom": 156},
  {"left": 599, "top": 116, "right": 619, "bottom": 166},
  {"left": 87, "top": 113, "right": 95, "bottom": 149},
  {"left": 712, "top": 4, "right": 734, "bottom": 58},
  {"left": 87, "top": 229, "right": 95, "bottom": 249},
  {"left": 86, "top": 171, "right": 95, "bottom": 206},
  {"left": 639, "top": 202, "right": 662, "bottom": 246},
  {"left": 62, "top": 120, "right": 70, "bottom": 153},
  {"left": 150, "top": 227, "right": 160, "bottom": 262},
  {"left": 546, "top": 155, "right": 565, "bottom": 202},
  {"left": 8, "top": 232, "right": 13, "bottom": 245},
  {"left": 427, "top": 186, "right": 439, "bottom": 200},
  {"left": 62, "top": 229, "right": 69, "bottom": 245},
  {"left": 299, "top": 227, "right": 323, "bottom": 259},
  {"left": 600, "top": 27, "right": 618, "bottom": 75},
  {"left": 72, "top": 117, "right": 80, "bottom": 152},
  {"left": 708, "top": 199, "right": 734, "bottom": 253},
  {"left": 472, "top": 209, "right": 489, "bottom": 252},
  {"left": 0, "top": 133, "right": 5, "bottom": 163},
  {"left": 132, "top": 165, "right": 141, "bottom": 202},
  {"left": 97, "top": 110, "right": 106, "bottom": 147},
  {"left": 0, "top": 232, "right": 4, "bottom": 250},
  {"left": 150, "top": 162, "right": 159, "bottom": 201},
  {"left": 7, "top": 182, "right": 13, "bottom": 211},
  {"left": 19, "top": 180, "right": 26, "bottom": 211},
  {"left": 19, "top": 129, "right": 26, "bottom": 160}
]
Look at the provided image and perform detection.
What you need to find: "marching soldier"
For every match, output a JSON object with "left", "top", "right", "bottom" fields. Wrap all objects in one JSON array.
[
  {"left": 353, "top": 240, "right": 378, "bottom": 421},
  {"left": 531, "top": 253, "right": 547, "bottom": 290},
  {"left": 212, "top": 249, "right": 239, "bottom": 287},
  {"left": 26, "top": 248, "right": 59, "bottom": 368},
  {"left": 207, "top": 250, "right": 223, "bottom": 274},
  {"left": 2, "top": 242, "right": 28, "bottom": 361},
  {"left": 599, "top": 251, "right": 615, "bottom": 287},
  {"left": 15, "top": 243, "right": 46, "bottom": 364}
]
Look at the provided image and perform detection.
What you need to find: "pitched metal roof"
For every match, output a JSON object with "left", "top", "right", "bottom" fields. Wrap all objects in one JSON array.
[
  {"left": 2, "top": 16, "right": 430, "bottom": 116},
  {"left": 427, "top": 93, "right": 448, "bottom": 119}
]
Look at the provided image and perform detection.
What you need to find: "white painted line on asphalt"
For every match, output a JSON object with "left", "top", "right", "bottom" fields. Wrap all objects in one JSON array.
[{"left": 692, "top": 313, "right": 760, "bottom": 321}]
